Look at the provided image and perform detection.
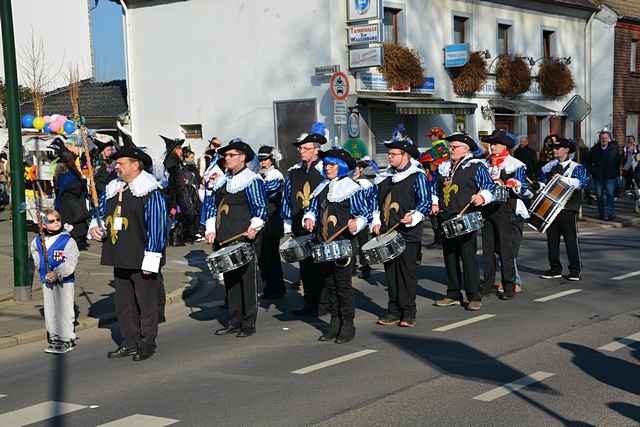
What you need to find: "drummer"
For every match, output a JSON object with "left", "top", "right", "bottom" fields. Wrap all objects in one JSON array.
[
  {"left": 202, "top": 139, "right": 268, "bottom": 338},
  {"left": 478, "top": 130, "right": 528, "bottom": 300},
  {"left": 539, "top": 138, "right": 589, "bottom": 281},
  {"left": 434, "top": 133, "right": 496, "bottom": 311},
  {"left": 352, "top": 157, "right": 377, "bottom": 279},
  {"left": 302, "top": 148, "right": 369, "bottom": 344},
  {"left": 371, "top": 125, "right": 432, "bottom": 327}
]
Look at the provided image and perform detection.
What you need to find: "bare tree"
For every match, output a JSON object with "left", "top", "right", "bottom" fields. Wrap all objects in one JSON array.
[{"left": 18, "top": 28, "right": 64, "bottom": 116}]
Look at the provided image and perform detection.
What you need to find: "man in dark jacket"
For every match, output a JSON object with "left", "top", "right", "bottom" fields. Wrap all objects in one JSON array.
[
  {"left": 514, "top": 135, "right": 539, "bottom": 182},
  {"left": 587, "top": 130, "right": 621, "bottom": 220}
]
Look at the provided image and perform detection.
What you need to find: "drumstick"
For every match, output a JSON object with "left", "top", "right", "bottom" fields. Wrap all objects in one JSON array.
[
  {"left": 327, "top": 224, "right": 350, "bottom": 242},
  {"left": 458, "top": 200, "right": 473, "bottom": 216},
  {"left": 381, "top": 222, "right": 401, "bottom": 237},
  {"left": 220, "top": 232, "right": 247, "bottom": 246}
]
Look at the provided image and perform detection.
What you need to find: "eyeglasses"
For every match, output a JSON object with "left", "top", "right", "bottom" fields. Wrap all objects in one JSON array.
[
  {"left": 450, "top": 145, "right": 466, "bottom": 151},
  {"left": 387, "top": 152, "right": 404, "bottom": 157},
  {"left": 297, "top": 146, "right": 315, "bottom": 152},
  {"left": 224, "top": 153, "right": 243, "bottom": 158},
  {"left": 47, "top": 218, "right": 61, "bottom": 223}
]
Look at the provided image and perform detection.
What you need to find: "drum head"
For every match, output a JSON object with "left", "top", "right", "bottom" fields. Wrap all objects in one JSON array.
[
  {"left": 216, "top": 242, "right": 246, "bottom": 255},
  {"left": 362, "top": 231, "right": 397, "bottom": 250}
]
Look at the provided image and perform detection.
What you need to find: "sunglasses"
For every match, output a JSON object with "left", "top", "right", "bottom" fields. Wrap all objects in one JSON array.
[{"left": 47, "top": 218, "right": 61, "bottom": 223}]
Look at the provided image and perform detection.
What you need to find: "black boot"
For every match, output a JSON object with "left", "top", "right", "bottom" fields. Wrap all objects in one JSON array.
[
  {"left": 335, "top": 318, "right": 355, "bottom": 344},
  {"left": 319, "top": 315, "right": 341, "bottom": 341}
]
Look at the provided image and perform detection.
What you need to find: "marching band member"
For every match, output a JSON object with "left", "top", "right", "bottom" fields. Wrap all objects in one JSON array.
[
  {"left": 434, "top": 134, "right": 496, "bottom": 311},
  {"left": 257, "top": 145, "right": 286, "bottom": 299},
  {"left": 303, "top": 148, "right": 370, "bottom": 343},
  {"left": 372, "top": 125, "right": 433, "bottom": 327},
  {"left": 202, "top": 139, "right": 268, "bottom": 337},
  {"left": 281, "top": 123, "right": 327, "bottom": 316},
  {"left": 539, "top": 138, "right": 589, "bottom": 281},
  {"left": 479, "top": 130, "right": 528, "bottom": 299},
  {"left": 89, "top": 146, "right": 168, "bottom": 361}
]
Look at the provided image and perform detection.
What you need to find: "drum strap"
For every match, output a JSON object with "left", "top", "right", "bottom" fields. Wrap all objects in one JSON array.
[{"left": 562, "top": 161, "right": 577, "bottom": 178}]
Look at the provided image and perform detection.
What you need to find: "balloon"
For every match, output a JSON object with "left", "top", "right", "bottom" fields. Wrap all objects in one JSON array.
[
  {"left": 63, "top": 120, "right": 76, "bottom": 134},
  {"left": 57, "top": 126, "right": 66, "bottom": 135},
  {"left": 33, "top": 117, "right": 46, "bottom": 130},
  {"left": 44, "top": 115, "right": 51, "bottom": 123},
  {"left": 43, "top": 123, "right": 52, "bottom": 133},
  {"left": 48, "top": 120, "right": 61, "bottom": 132},
  {"left": 21, "top": 114, "right": 34, "bottom": 128}
]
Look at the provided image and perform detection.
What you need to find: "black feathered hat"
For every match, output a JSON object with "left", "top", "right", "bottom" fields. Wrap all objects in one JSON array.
[
  {"left": 294, "top": 122, "right": 329, "bottom": 146},
  {"left": 384, "top": 124, "right": 419, "bottom": 159},
  {"left": 160, "top": 135, "right": 184, "bottom": 155},
  {"left": 319, "top": 147, "right": 356, "bottom": 170},
  {"left": 481, "top": 129, "right": 517, "bottom": 149},
  {"left": 445, "top": 133, "right": 479, "bottom": 153},
  {"left": 218, "top": 138, "right": 255, "bottom": 162},
  {"left": 552, "top": 138, "right": 576, "bottom": 153},
  {"left": 112, "top": 146, "right": 153, "bottom": 169}
]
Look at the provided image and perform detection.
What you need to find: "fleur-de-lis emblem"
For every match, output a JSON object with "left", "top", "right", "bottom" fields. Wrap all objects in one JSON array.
[
  {"left": 105, "top": 214, "right": 128, "bottom": 245},
  {"left": 443, "top": 183, "right": 459, "bottom": 207},
  {"left": 383, "top": 193, "right": 400, "bottom": 225},
  {"left": 216, "top": 201, "right": 230, "bottom": 227},
  {"left": 322, "top": 209, "right": 338, "bottom": 241},
  {"left": 296, "top": 182, "right": 312, "bottom": 209}
]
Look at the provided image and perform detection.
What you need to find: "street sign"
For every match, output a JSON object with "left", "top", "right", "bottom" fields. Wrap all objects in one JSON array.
[
  {"left": 562, "top": 95, "right": 591, "bottom": 122},
  {"left": 347, "top": 22, "right": 383, "bottom": 46},
  {"left": 334, "top": 100, "right": 348, "bottom": 116},
  {"left": 334, "top": 114, "right": 347, "bottom": 125},
  {"left": 444, "top": 43, "right": 470, "bottom": 68},
  {"left": 329, "top": 72, "right": 350, "bottom": 101},
  {"left": 349, "top": 45, "right": 383, "bottom": 69},
  {"left": 314, "top": 65, "right": 340, "bottom": 76}
]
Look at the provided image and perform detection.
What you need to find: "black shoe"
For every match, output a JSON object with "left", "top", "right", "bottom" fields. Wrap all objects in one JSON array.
[
  {"left": 499, "top": 293, "right": 515, "bottom": 300},
  {"left": 319, "top": 317, "right": 340, "bottom": 341},
  {"left": 426, "top": 241, "right": 442, "bottom": 249},
  {"left": 107, "top": 346, "right": 136, "bottom": 359},
  {"left": 540, "top": 270, "right": 562, "bottom": 279},
  {"left": 359, "top": 266, "right": 371, "bottom": 279},
  {"left": 236, "top": 328, "right": 255, "bottom": 338},
  {"left": 606, "top": 215, "right": 616, "bottom": 221},
  {"left": 566, "top": 272, "right": 581, "bottom": 281},
  {"left": 335, "top": 322, "right": 355, "bottom": 344},
  {"left": 215, "top": 326, "right": 241, "bottom": 336},
  {"left": 293, "top": 306, "right": 318, "bottom": 317},
  {"left": 132, "top": 350, "right": 154, "bottom": 361}
]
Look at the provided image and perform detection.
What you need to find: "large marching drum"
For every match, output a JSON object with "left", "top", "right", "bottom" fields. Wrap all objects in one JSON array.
[{"left": 527, "top": 174, "right": 575, "bottom": 233}]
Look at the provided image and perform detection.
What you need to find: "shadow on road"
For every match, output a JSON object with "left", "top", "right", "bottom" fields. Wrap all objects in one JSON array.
[{"left": 607, "top": 402, "right": 640, "bottom": 423}]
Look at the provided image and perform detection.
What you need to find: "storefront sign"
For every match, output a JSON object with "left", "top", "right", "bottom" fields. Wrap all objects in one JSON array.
[
  {"left": 349, "top": 45, "right": 383, "bottom": 69},
  {"left": 347, "top": 22, "right": 383, "bottom": 45},
  {"left": 444, "top": 43, "right": 470, "bottom": 68},
  {"left": 464, "top": 76, "right": 545, "bottom": 99},
  {"left": 357, "top": 72, "right": 436, "bottom": 94},
  {"left": 315, "top": 65, "right": 340, "bottom": 76},
  {"left": 347, "top": 0, "right": 382, "bottom": 23}
]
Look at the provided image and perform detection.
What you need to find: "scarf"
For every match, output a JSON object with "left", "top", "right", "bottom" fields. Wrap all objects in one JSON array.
[{"left": 490, "top": 150, "right": 510, "bottom": 167}]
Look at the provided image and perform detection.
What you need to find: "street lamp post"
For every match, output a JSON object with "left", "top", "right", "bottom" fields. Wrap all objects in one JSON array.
[{"left": 1, "top": 0, "right": 31, "bottom": 301}]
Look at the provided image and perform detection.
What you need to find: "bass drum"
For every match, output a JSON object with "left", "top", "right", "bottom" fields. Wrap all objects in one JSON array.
[{"left": 528, "top": 175, "right": 575, "bottom": 233}]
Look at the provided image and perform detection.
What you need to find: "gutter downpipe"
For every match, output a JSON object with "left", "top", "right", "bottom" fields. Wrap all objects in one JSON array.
[
  {"left": 119, "top": 0, "right": 135, "bottom": 142},
  {"left": 584, "top": 8, "right": 597, "bottom": 149}
]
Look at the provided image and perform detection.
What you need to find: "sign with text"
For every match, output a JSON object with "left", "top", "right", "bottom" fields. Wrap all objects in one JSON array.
[
  {"left": 349, "top": 45, "right": 383, "bottom": 69},
  {"left": 334, "top": 100, "right": 348, "bottom": 116},
  {"left": 347, "top": 22, "right": 383, "bottom": 45},
  {"left": 444, "top": 43, "right": 470, "bottom": 68},
  {"left": 357, "top": 72, "right": 435, "bottom": 94},
  {"left": 347, "top": 0, "right": 382, "bottom": 23},
  {"left": 315, "top": 65, "right": 340, "bottom": 76}
]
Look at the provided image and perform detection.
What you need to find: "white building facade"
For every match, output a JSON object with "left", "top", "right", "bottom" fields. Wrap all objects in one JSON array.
[{"left": 121, "top": 0, "right": 604, "bottom": 165}]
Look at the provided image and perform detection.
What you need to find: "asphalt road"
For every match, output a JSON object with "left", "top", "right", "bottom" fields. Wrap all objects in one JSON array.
[{"left": 0, "top": 225, "right": 639, "bottom": 427}]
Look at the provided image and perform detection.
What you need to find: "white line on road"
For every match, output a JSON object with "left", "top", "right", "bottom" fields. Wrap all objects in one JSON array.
[
  {"left": 433, "top": 314, "right": 496, "bottom": 332},
  {"left": 611, "top": 270, "right": 640, "bottom": 281},
  {"left": 97, "top": 414, "right": 180, "bottom": 426},
  {"left": 473, "top": 371, "right": 556, "bottom": 402},
  {"left": 597, "top": 332, "right": 640, "bottom": 352},
  {"left": 534, "top": 289, "right": 582, "bottom": 302},
  {"left": 0, "top": 401, "right": 87, "bottom": 425},
  {"left": 291, "top": 349, "right": 378, "bottom": 375},
  {"left": 0, "top": 394, "right": 6, "bottom": 399}
]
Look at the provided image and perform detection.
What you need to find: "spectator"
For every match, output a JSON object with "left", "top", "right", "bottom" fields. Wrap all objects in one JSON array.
[
  {"left": 587, "top": 130, "right": 621, "bottom": 220},
  {"left": 539, "top": 134, "right": 558, "bottom": 167},
  {"left": 513, "top": 135, "right": 539, "bottom": 182},
  {"left": 622, "top": 135, "right": 639, "bottom": 190}
]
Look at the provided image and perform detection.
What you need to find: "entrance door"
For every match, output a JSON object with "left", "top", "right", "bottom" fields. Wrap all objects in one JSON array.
[
  {"left": 274, "top": 99, "right": 317, "bottom": 171},
  {"left": 527, "top": 116, "right": 541, "bottom": 152},
  {"left": 494, "top": 116, "right": 515, "bottom": 133}
]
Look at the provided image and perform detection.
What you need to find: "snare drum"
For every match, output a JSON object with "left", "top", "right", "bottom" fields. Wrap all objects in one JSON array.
[
  {"left": 311, "top": 240, "right": 352, "bottom": 263},
  {"left": 528, "top": 174, "right": 575, "bottom": 233},
  {"left": 361, "top": 231, "right": 406, "bottom": 265},
  {"left": 206, "top": 242, "right": 254, "bottom": 274},
  {"left": 441, "top": 211, "right": 484, "bottom": 239},
  {"left": 279, "top": 234, "right": 315, "bottom": 263},
  {"left": 493, "top": 185, "right": 509, "bottom": 203}
]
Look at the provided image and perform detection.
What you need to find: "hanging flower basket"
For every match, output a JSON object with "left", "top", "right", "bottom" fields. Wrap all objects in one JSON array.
[
  {"left": 538, "top": 58, "right": 574, "bottom": 98},
  {"left": 452, "top": 52, "right": 488, "bottom": 97},
  {"left": 496, "top": 55, "right": 531, "bottom": 98},
  {"left": 378, "top": 43, "right": 425, "bottom": 91}
]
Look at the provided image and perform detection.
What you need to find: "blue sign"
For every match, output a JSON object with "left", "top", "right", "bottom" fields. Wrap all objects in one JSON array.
[
  {"left": 355, "top": 0, "right": 370, "bottom": 14},
  {"left": 414, "top": 77, "right": 436, "bottom": 94},
  {"left": 444, "top": 43, "right": 470, "bottom": 68}
]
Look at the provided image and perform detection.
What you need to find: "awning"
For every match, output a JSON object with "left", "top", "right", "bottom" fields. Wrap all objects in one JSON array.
[
  {"left": 357, "top": 94, "right": 477, "bottom": 115},
  {"left": 489, "top": 99, "right": 565, "bottom": 117}
]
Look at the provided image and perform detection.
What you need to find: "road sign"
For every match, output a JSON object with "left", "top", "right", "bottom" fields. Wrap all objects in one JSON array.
[
  {"left": 562, "top": 95, "right": 591, "bottom": 122},
  {"left": 330, "top": 72, "right": 350, "bottom": 101},
  {"left": 334, "top": 100, "right": 348, "bottom": 116},
  {"left": 334, "top": 114, "right": 347, "bottom": 125}
]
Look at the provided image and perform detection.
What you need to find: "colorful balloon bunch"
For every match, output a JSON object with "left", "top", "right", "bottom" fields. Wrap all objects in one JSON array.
[{"left": 22, "top": 114, "right": 77, "bottom": 135}]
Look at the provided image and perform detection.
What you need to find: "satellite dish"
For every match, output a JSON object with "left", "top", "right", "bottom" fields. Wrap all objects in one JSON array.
[{"left": 562, "top": 95, "right": 591, "bottom": 122}]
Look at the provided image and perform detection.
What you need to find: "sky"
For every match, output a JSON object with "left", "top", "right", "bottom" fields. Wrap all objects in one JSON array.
[{"left": 90, "top": 0, "right": 126, "bottom": 81}]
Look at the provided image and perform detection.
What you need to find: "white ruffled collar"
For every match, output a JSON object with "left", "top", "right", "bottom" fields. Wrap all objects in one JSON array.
[
  {"left": 260, "top": 166, "right": 284, "bottom": 181},
  {"left": 375, "top": 158, "right": 423, "bottom": 184},
  {"left": 105, "top": 170, "right": 161, "bottom": 199},
  {"left": 225, "top": 167, "right": 262, "bottom": 194},
  {"left": 312, "top": 176, "right": 361, "bottom": 202},
  {"left": 288, "top": 159, "right": 323, "bottom": 173},
  {"left": 488, "top": 155, "right": 525, "bottom": 174}
]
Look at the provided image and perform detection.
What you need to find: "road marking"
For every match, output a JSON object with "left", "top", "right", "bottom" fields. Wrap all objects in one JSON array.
[
  {"left": 473, "top": 371, "right": 556, "bottom": 402},
  {"left": 291, "top": 349, "right": 378, "bottom": 374},
  {"left": 80, "top": 251, "right": 101, "bottom": 258},
  {"left": 597, "top": 332, "right": 640, "bottom": 352},
  {"left": 534, "top": 289, "right": 582, "bottom": 302},
  {"left": 612, "top": 270, "right": 640, "bottom": 281},
  {"left": 0, "top": 401, "right": 87, "bottom": 425},
  {"left": 0, "top": 394, "right": 6, "bottom": 399},
  {"left": 97, "top": 414, "right": 180, "bottom": 426},
  {"left": 433, "top": 314, "right": 496, "bottom": 332}
]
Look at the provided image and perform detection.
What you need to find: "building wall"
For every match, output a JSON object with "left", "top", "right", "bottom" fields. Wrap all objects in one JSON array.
[
  {"left": 613, "top": 21, "right": 640, "bottom": 144},
  {"left": 0, "top": 0, "right": 93, "bottom": 91}
]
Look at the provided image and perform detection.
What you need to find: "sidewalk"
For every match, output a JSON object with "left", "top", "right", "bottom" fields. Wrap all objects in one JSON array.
[{"left": 580, "top": 194, "right": 640, "bottom": 228}]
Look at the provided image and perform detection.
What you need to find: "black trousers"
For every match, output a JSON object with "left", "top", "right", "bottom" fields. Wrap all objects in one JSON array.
[
  {"left": 355, "top": 228, "right": 370, "bottom": 272},
  {"left": 480, "top": 206, "right": 516, "bottom": 295},
  {"left": 224, "top": 258, "right": 258, "bottom": 329},
  {"left": 443, "top": 231, "right": 481, "bottom": 302},
  {"left": 384, "top": 242, "right": 419, "bottom": 319},
  {"left": 546, "top": 210, "right": 581, "bottom": 275},
  {"left": 300, "top": 256, "right": 324, "bottom": 310},
  {"left": 430, "top": 215, "right": 442, "bottom": 244},
  {"left": 257, "top": 215, "right": 285, "bottom": 297},
  {"left": 318, "top": 253, "right": 355, "bottom": 320},
  {"left": 113, "top": 268, "right": 161, "bottom": 351}
]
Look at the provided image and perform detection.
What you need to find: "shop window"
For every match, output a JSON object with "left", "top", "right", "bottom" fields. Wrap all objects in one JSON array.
[
  {"left": 180, "top": 124, "right": 202, "bottom": 139},
  {"left": 543, "top": 30, "right": 555, "bottom": 59},
  {"left": 631, "top": 40, "right": 638, "bottom": 72},
  {"left": 626, "top": 113, "right": 638, "bottom": 142},
  {"left": 274, "top": 99, "right": 317, "bottom": 171},
  {"left": 384, "top": 8, "right": 401, "bottom": 45},
  {"left": 453, "top": 16, "right": 468, "bottom": 44},
  {"left": 497, "top": 24, "right": 511, "bottom": 56}
]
